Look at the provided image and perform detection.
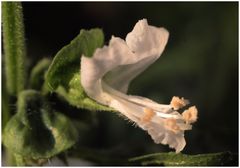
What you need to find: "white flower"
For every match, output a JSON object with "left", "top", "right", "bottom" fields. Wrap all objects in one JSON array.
[{"left": 81, "top": 19, "right": 198, "bottom": 153}]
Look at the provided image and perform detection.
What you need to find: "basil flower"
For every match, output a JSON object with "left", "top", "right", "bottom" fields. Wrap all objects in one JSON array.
[{"left": 81, "top": 19, "right": 198, "bottom": 153}]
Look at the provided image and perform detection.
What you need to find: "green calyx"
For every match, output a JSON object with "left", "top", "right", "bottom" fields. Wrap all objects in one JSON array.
[{"left": 3, "top": 90, "right": 79, "bottom": 159}]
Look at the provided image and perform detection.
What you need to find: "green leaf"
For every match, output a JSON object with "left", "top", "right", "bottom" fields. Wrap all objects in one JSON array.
[
  {"left": 45, "top": 28, "right": 112, "bottom": 111},
  {"left": 2, "top": 2, "right": 26, "bottom": 95},
  {"left": 46, "top": 28, "right": 104, "bottom": 90},
  {"left": 29, "top": 58, "right": 51, "bottom": 91},
  {"left": 129, "top": 152, "right": 238, "bottom": 166},
  {"left": 3, "top": 90, "right": 79, "bottom": 159}
]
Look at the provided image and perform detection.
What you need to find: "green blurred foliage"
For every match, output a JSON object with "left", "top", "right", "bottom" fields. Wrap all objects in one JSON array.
[{"left": 20, "top": 2, "right": 238, "bottom": 158}]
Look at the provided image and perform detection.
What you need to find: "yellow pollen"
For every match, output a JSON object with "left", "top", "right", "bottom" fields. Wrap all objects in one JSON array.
[
  {"left": 170, "top": 96, "right": 189, "bottom": 110},
  {"left": 141, "top": 108, "right": 155, "bottom": 123},
  {"left": 182, "top": 106, "right": 198, "bottom": 124},
  {"left": 165, "top": 118, "right": 180, "bottom": 133}
]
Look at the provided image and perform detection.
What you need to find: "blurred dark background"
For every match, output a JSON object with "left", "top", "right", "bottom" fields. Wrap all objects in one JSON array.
[{"left": 22, "top": 2, "right": 238, "bottom": 157}]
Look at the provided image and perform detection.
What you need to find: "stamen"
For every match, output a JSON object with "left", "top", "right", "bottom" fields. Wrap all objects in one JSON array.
[
  {"left": 170, "top": 96, "right": 189, "bottom": 110},
  {"left": 164, "top": 118, "right": 180, "bottom": 133},
  {"left": 182, "top": 106, "right": 198, "bottom": 124},
  {"left": 141, "top": 108, "right": 155, "bottom": 123}
]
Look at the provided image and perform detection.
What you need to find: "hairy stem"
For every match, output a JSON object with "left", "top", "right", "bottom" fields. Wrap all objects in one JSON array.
[
  {"left": 2, "top": 2, "right": 26, "bottom": 96},
  {"left": 2, "top": 71, "right": 10, "bottom": 129}
]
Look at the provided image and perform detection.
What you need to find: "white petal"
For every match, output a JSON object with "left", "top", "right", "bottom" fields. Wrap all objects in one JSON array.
[
  {"left": 141, "top": 122, "right": 186, "bottom": 153},
  {"left": 81, "top": 37, "right": 131, "bottom": 104},
  {"left": 106, "top": 19, "right": 169, "bottom": 93},
  {"left": 126, "top": 19, "right": 169, "bottom": 56},
  {"left": 81, "top": 19, "right": 169, "bottom": 104}
]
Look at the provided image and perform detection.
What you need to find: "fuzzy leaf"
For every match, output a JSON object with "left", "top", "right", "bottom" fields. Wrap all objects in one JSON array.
[
  {"left": 3, "top": 90, "right": 78, "bottom": 159},
  {"left": 46, "top": 28, "right": 104, "bottom": 90},
  {"left": 129, "top": 152, "right": 237, "bottom": 166},
  {"left": 45, "top": 28, "right": 112, "bottom": 111}
]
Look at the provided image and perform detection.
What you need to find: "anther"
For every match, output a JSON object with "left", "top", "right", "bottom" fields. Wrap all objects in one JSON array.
[
  {"left": 170, "top": 96, "right": 189, "bottom": 110},
  {"left": 165, "top": 118, "right": 180, "bottom": 133},
  {"left": 182, "top": 106, "right": 198, "bottom": 124},
  {"left": 141, "top": 108, "right": 155, "bottom": 123}
]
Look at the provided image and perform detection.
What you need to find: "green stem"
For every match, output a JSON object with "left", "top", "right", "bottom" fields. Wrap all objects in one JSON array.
[
  {"left": 5, "top": 150, "right": 16, "bottom": 166},
  {"left": 2, "top": 46, "right": 14, "bottom": 166},
  {"left": 2, "top": 72, "right": 10, "bottom": 129},
  {"left": 2, "top": 2, "right": 26, "bottom": 96},
  {"left": 2, "top": 73, "right": 16, "bottom": 166}
]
